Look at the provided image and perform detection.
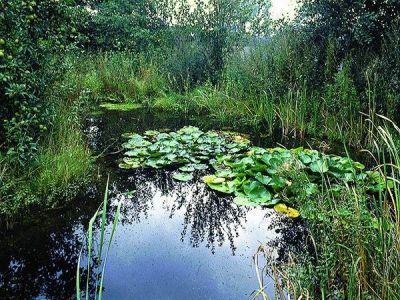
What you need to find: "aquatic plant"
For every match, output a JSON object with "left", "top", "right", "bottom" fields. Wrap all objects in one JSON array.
[
  {"left": 119, "top": 126, "right": 390, "bottom": 217},
  {"left": 203, "top": 146, "right": 390, "bottom": 212},
  {"left": 76, "top": 178, "right": 122, "bottom": 300},
  {"left": 119, "top": 126, "right": 251, "bottom": 181},
  {"left": 99, "top": 102, "right": 143, "bottom": 111}
]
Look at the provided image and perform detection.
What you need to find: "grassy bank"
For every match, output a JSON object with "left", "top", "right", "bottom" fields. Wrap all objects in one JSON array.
[
  {"left": 0, "top": 71, "right": 93, "bottom": 227},
  {"left": 253, "top": 117, "right": 400, "bottom": 299},
  {"left": 60, "top": 51, "right": 398, "bottom": 150}
]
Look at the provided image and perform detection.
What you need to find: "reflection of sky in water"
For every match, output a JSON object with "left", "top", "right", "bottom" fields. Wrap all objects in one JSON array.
[{"left": 99, "top": 170, "right": 280, "bottom": 299}]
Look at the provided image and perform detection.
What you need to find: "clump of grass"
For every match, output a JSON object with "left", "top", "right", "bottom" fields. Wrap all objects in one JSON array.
[
  {"left": 31, "top": 103, "right": 92, "bottom": 201},
  {"left": 62, "top": 53, "right": 166, "bottom": 104},
  {"left": 0, "top": 75, "right": 94, "bottom": 225}
]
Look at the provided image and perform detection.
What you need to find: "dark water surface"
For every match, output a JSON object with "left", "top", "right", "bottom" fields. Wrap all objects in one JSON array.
[{"left": 0, "top": 108, "right": 306, "bottom": 299}]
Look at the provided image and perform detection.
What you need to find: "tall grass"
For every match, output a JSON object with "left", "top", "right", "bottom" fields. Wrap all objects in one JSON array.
[
  {"left": 254, "top": 116, "right": 400, "bottom": 299},
  {"left": 77, "top": 178, "right": 122, "bottom": 300},
  {"left": 30, "top": 103, "right": 92, "bottom": 200},
  {"left": 62, "top": 53, "right": 166, "bottom": 104}
]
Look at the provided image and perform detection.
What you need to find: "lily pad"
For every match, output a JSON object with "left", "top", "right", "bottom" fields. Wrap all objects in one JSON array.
[
  {"left": 243, "top": 181, "right": 272, "bottom": 203},
  {"left": 234, "top": 197, "right": 259, "bottom": 207},
  {"left": 179, "top": 165, "right": 195, "bottom": 172},
  {"left": 100, "top": 102, "right": 142, "bottom": 111},
  {"left": 203, "top": 175, "right": 226, "bottom": 184},
  {"left": 173, "top": 172, "right": 193, "bottom": 182},
  {"left": 207, "top": 182, "right": 234, "bottom": 194}
]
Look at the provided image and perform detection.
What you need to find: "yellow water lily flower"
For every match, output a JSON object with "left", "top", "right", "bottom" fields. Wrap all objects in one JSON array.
[
  {"left": 286, "top": 207, "right": 300, "bottom": 218},
  {"left": 274, "top": 203, "right": 300, "bottom": 218},
  {"left": 247, "top": 150, "right": 255, "bottom": 156},
  {"left": 203, "top": 175, "right": 225, "bottom": 184}
]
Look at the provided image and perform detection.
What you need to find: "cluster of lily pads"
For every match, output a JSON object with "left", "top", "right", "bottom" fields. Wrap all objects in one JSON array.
[
  {"left": 203, "top": 147, "right": 387, "bottom": 208},
  {"left": 119, "top": 126, "right": 251, "bottom": 182},
  {"left": 119, "top": 126, "right": 390, "bottom": 217}
]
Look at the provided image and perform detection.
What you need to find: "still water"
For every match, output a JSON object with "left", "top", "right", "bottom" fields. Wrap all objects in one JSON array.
[{"left": 0, "top": 109, "right": 305, "bottom": 299}]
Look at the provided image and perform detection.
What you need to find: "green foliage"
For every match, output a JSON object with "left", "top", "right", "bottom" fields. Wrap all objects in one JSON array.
[
  {"left": 119, "top": 126, "right": 250, "bottom": 173},
  {"left": 157, "top": 0, "right": 271, "bottom": 79},
  {"left": 0, "top": 0, "right": 87, "bottom": 163},
  {"left": 0, "top": 61, "right": 94, "bottom": 225},
  {"left": 204, "top": 147, "right": 385, "bottom": 209},
  {"left": 118, "top": 125, "right": 387, "bottom": 214},
  {"left": 30, "top": 102, "right": 92, "bottom": 200},
  {"left": 77, "top": 179, "right": 122, "bottom": 300},
  {"left": 61, "top": 53, "right": 166, "bottom": 103},
  {"left": 161, "top": 35, "right": 212, "bottom": 90},
  {"left": 99, "top": 102, "right": 142, "bottom": 111},
  {"left": 325, "top": 58, "right": 361, "bottom": 132},
  {"left": 223, "top": 27, "right": 319, "bottom": 99},
  {"left": 298, "top": 0, "right": 400, "bottom": 53},
  {"left": 85, "top": 0, "right": 165, "bottom": 52}
]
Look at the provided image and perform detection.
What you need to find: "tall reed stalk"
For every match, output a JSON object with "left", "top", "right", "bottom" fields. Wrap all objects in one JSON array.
[{"left": 76, "top": 178, "right": 122, "bottom": 300}]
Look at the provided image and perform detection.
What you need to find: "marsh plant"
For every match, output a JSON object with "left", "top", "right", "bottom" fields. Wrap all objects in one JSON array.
[
  {"left": 254, "top": 117, "right": 400, "bottom": 299},
  {"left": 76, "top": 179, "right": 122, "bottom": 300}
]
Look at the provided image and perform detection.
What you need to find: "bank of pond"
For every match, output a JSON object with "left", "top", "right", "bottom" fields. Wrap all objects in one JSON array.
[{"left": 0, "top": 107, "right": 396, "bottom": 299}]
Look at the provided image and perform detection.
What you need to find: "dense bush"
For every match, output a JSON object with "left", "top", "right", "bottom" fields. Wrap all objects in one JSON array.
[
  {"left": 222, "top": 27, "right": 320, "bottom": 99},
  {"left": 161, "top": 34, "right": 212, "bottom": 91},
  {"left": 0, "top": 0, "right": 87, "bottom": 164},
  {"left": 84, "top": 0, "right": 166, "bottom": 52}
]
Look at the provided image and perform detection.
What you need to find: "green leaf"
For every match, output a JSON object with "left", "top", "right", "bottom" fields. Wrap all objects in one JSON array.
[
  {"left": 309, "top": 159, "right": 329, "bottom": 173},
  {"left": 173, "top": 172, "right": 193, "bottom": 182},
  {"left": 353, "top": 161, "right": 365, "bottom": 170},
  {"left": 255, "top": 173, "right": 272, "bottom": 185},
  {"left": 243, "top": 181, "right": 272, "bottom": 202},
  {"left": 233, "top": 197, "right": 258, "bottom": 207},
  {"left": 179, "top": 165, "right": 195, "bottom": 172},
  {"left": 269, "top": 175, "right": 287, "bottom": 189},
  {"left": 203, "top": 175, "right": 226, "bottom": 184},
  {"left": 207, "top": 182, "right": 234, "bottom": 194}
]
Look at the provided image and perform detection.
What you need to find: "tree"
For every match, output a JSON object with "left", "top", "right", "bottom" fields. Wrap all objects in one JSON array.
[
  {"left": 297, "top": 0, "right": 400, "bottom": 53},
  {"left": 158, "top": 0, "right": 272, "bottom": 78},
  {"left": 0, "top": 0, "right": 88, "bottom": 163},
  {"left": 84, "top": 0, "right": 167, "bottom": 51}
]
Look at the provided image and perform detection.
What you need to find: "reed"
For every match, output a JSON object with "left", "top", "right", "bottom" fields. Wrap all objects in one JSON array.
[
  {"left": 76, "top": 178, "right": 122, "bottom": 300},
  {"left": 254, "top": 115, "right": 400, "bottom": 299}
]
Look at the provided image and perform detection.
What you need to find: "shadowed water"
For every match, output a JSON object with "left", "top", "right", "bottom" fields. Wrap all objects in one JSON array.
[{"left": 0, "top": 108, "right": 306, "bottom": 299}]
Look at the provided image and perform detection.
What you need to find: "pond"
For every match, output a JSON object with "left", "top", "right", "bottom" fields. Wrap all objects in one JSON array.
[{"left": 0, "top": 108, "right": 307, "bottom": 299}]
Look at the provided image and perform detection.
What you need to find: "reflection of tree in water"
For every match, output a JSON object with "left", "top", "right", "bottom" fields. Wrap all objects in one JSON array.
[
  {"left": 264, "top": 212, "right": 308, "bottom": 262},
  {"left": 0, "top": 197, "right": 102, "bottom": 300},
  {"left": 178, "top": 186, "right": 246, "bottom": 255},
  {"left": 0, "top": 164, "right": 306, "bottom": 299},
  {"left": 113, "top": 168, "right": 248, "bottom": 254}
]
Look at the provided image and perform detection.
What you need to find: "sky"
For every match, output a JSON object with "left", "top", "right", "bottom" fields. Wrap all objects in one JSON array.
[
  {"left": 185, "top": 0, "right": 298, "bottom": 21},
  {"left": 270, "top": 0, "right": 297, "bottom": 20}
]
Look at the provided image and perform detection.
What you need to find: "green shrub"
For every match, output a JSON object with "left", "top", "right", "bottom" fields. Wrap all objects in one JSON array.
[
  {"left": 161, "top": 36, "right": 212, "bottom": 91},
  {"left": 0, "top": 0, "right": 87, "bottom": 164},
  {"left": 223, "top": 28, "right": 319, "bottom": 100},
  {"left": 325, "top": 59, "right": 361, "bottom": 131}
]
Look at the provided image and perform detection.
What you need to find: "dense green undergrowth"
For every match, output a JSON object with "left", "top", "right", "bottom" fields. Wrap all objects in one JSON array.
[
  {"left": 57, "top": 50, "right": 400, "bottom": 151},
  {"left": 0, "top": 77, "right": 93, "bottom": 227},
  {"left": 1, "top": 0, "right": 400, "bottom": 298},
  {"left": 263, "top": 120, "right": 400, "bottom": 299}
]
